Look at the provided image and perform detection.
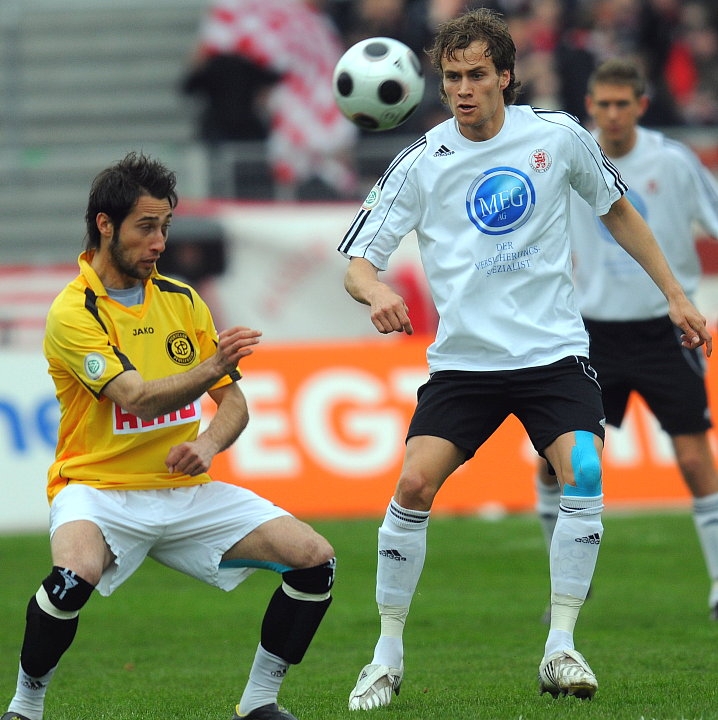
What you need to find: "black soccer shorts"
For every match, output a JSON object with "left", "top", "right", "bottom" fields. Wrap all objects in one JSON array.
[
  {"left": 584, "top": 315, "right": 710, "bottom": 436},
  {"left": 406, "top": 355, "right": 605, "bottom": 461}
]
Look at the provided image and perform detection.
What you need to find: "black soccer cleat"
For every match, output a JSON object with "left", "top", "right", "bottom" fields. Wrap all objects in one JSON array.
[
  {"left": 232, "top": 703, "right": 299, "bottom": 720},
  {"left": 1, "top": 713, "right": 34, "bottom": 720}
]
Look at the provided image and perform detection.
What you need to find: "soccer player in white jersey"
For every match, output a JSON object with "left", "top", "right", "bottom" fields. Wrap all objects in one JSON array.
[
  {"left": 534, "top": 58, "right": 718, "bottom": 621},
  {"left": 337, "top": 9, "right": 712, "bottom": 709},
  {"left": 1, "top": 153, "right": 335, "bottom": 720}
]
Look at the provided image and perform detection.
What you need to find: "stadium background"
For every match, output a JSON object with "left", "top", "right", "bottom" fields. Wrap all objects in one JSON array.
[{"left": 2, "top": 0, "right": 718, "bottom": 533}]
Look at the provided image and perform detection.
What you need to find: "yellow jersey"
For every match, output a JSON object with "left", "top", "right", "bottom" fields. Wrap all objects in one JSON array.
[{"left": 43, "top": 252, "right": 239, "bottom": 503}]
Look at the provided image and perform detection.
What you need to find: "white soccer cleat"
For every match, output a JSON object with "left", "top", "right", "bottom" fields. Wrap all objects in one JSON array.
[
  {"left": 348, "top": 663, "right": 404, "bottom": 710},
  {"left": 538, "top": 649, "right": 597, "bottom": 699}
]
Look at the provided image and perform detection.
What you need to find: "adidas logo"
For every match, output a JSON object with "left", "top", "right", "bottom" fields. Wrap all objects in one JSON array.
[
  {"left": 379, "top": 549, "right": 407, "bottom": 561},
  {"left": 574, "top": 533, "right": 601, "bottom": 545},
  {"left": 433, "top": 144, "right": 454, "bottom": 157},
  {"left": 21, "top": 678, "right": 46, "bottom": 691}
]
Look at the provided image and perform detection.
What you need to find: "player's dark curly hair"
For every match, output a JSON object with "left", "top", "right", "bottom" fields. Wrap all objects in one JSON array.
[
  {"left": 84, "top": 151, "right": 178, "bottom": 250},
  {"left": 427, "top": 7, "right": 521, "bottom": 107}
]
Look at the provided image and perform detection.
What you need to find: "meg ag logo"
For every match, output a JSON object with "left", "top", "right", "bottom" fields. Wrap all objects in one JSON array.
[{"left": 466, "top": 166, "right": 536, "bottom": 236}]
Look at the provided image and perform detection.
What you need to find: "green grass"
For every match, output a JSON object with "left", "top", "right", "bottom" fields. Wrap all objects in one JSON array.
[{"left": 1, "top": 511, "right": 717, "bottom": 720}]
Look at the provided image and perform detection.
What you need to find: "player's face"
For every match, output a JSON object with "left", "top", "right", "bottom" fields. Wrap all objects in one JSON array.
[
  {"left": 586, "top": 83, "right": 648, "bottom": 155},
  {"left": 441, "top": 40, "right": 510, "bottom": 142},
  {"left": 108, "top": 195, "right": 172, "bottom": 286}
]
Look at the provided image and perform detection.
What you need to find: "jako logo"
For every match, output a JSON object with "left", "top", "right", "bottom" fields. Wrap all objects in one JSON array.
[{"left": 466, "top": 166, "right": 536, "bottom": 236}]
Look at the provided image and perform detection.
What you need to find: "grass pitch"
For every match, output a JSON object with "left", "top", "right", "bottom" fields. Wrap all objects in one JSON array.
[{"left": 1, "top": 511, "right": 717, "bottom": 720}]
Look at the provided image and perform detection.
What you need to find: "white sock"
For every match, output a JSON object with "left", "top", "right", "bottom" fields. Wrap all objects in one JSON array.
[
  {"left": 371, "top": 604, "right": 408, "bottom": 669},
  {"left": 372, "top": 500, "right": 429, "bottom": 669},
  {"left": 237, "top": 644, "right": 288, "bottom": 715},
  {"left": 535, "top": 474, "right": 560, "bottom": 552},
  {"left": 692, "top": 492, "right": 718, "bottom": 606},
  {"left": 544, "top": 595, "right": 582, "bottom": 656},
  {"left": 375, "top": 500, "right": 429, "bottom": 607},
  {"left": 8, "top": 664, "right": 55, "bottom": 720},
  {"left": 545, "top": 495, "right": 603, "bottom": 654},
  {"left": 551, "top": 495, "right": 603, "bottom": 599}
]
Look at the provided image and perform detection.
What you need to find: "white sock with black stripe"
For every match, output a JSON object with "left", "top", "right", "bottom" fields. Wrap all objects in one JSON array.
[
  {"left": 372, "top": 499, "right": 430, "bottom": 668},
  {"left": 545, "top": 496, "right": 603, "bottom": 658}
]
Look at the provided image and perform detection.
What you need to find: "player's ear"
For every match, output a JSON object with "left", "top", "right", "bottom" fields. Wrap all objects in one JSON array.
[
  {"left": 96, "top": 212, "right": 113, "bottom": 240},
  {"left": 637, "top": 93, "right": 649, "bottom": 119},
  {"left": 584, "top": 93, "right": 593, "bottom": 118}
]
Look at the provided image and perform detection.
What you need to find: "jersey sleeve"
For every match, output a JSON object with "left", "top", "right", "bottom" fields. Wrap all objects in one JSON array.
[
  {"left": 567, "top": 122, "right": 626, "bottom": 216},
  {"left": 679, "top": 143, "right": 718, "bottom": 238},
  {"left": 44, "top": 295, "right": 134, "bottom": 399},
  {"left": 338, "top": 138, "right": 426, "bottom": 270}
]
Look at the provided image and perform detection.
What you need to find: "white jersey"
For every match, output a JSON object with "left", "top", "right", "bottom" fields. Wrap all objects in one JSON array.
[
  {"left": 572, "top": 126, "right": 718, "bottom": 321},
  {"left": 339, "top": 105, "right": 625, "bottom": 372}
]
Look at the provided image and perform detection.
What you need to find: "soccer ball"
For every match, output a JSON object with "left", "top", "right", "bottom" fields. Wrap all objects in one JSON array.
[{"left": 333, "top": 37, "right": 425, "bottom": 132}]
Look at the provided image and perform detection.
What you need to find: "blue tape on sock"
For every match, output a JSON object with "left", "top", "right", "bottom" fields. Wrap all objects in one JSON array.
[{"left": 563, "top": 430, "right": 602, "bottom": 497}]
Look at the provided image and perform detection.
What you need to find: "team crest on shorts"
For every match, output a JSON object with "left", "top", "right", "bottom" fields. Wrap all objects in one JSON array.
[
  {"left": 166, "top": 331, "right": 196, "bottom": 365},
  {"left": 529, "top": 149, "right": 552, "bottom": 173}
]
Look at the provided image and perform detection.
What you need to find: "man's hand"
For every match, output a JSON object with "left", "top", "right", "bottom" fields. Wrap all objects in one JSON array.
[
  {"left": 668, "top": 297, "right": 713, "bottom": 357},
  {"left": 344, "top": 257, "right": 414, "bottom": 335},
  {"left": 368, "top": 284, "right": 414, "bottom": 335},
  {"left": 214, "top": 326, "right": 262, "bottom": 373},
  {"left": 165, "top": 437, "right": 215, "bottom": 475}
]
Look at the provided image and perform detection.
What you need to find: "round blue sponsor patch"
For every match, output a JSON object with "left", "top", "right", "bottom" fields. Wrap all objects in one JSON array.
[{"left": 466, "top": 167, "right": 536, "bottom": 235}]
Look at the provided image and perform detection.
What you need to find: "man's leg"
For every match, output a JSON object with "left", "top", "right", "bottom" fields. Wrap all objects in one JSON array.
[
  {"left": 234, "top": 560, "right": 336, "bottom": 720},
  {"left": 349, "top": 435, "right": 463, "bottom": 711},
  {"left": 535, "top": 459, "right": 560, "bottom": 552},
  {"left": 535, "top": 458, "right": 561, "bottom": 623},
  {"left": 672, "top": 433, "right": 718, "bottom": 616},
  {"left": 220, "top": 514, "right": 335, "bottom": 720},
  {"left": 5, "top": 521, "right": 109, "bottom": 720},
  {"left": 539, "top": 431, "right": 603, "bottom": 699},
  {"left": 6, "top": 567, "right": 95, "bottom": 720}
]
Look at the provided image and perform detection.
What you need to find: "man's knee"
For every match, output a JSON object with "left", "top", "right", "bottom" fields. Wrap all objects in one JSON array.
[
  {"left": 395, "top": 472, "right": 437, "bottom": 510},
  {"left": 20, "top": 567, "right": 95, "bottom": 677},
  {"left": 38, "top": 566, "right": 95, "bottom": 619},
  {"left": 563, "top": 431, "right": 602, "bottom": 497}
]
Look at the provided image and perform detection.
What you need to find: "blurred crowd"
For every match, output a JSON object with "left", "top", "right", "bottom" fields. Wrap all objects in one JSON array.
[
  {"left": 181, "top": 0, "right": 718, "bottom": 199},
  {"left": 325, "top": 0, "right": 718, "bottom": 128}
]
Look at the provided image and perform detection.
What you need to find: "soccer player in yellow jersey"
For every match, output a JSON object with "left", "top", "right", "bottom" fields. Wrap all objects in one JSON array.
[{"left": 2, "top": 152, "right": 335, "bottom": 720}]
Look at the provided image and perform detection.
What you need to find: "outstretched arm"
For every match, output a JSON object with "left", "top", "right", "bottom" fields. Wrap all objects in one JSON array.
[
  {"left": 102, "top": 325, "right": 262, "bottom": 420},
  {"left": 600, "top": 196, "right": 712, "bottom": 356},
  {"left": 344, "top": 257, "right": 414, "bottom": 335}
]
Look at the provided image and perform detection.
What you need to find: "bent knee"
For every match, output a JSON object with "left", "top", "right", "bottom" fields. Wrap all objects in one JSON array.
[
  {"left": 564, "top": 431, "right": 602, "bottom": 497},
  {"left": 291, "top": 526, "right": 335, "bottom": 569},
  {"left": 395, "top": 472, "right": 439, "bottom": 510},
  {"left": 309, "top": 536, "right": 335, "bottom": 567}
]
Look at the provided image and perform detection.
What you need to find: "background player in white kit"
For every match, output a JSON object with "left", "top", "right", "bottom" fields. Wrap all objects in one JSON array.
[
  {"left": 534, "top": 58, "right": 718, "bottom": 621},
  {"left": 337, "top": 9, "right": 712, "bottom": 709}
]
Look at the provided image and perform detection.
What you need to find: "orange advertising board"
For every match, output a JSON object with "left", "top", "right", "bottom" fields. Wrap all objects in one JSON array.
[{"left": 208, "top": 335, "right": 708, "bottom": 519}]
